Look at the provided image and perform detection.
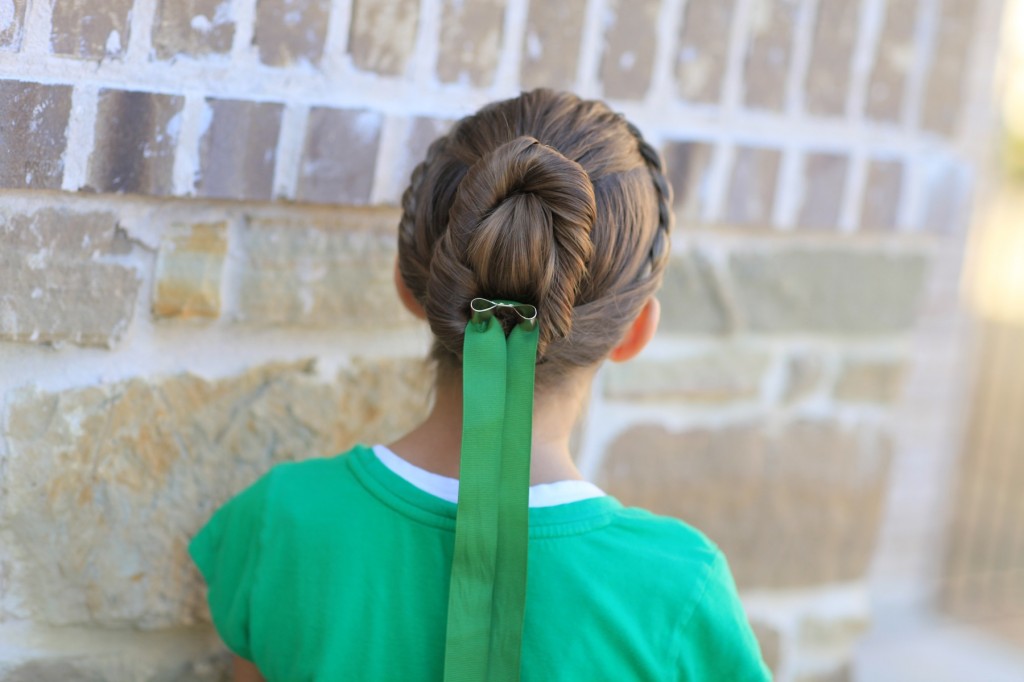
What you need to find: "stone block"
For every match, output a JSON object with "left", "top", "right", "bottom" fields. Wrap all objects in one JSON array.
[
  {"left": 675, "top": 0, "right": 735, "bottom": 103},
  {"left": 152, "top": 0, "right": 236, "bottom": 59},
  {"left": 87, "top": 89, "right": 185, "bottom": 196},
  {"left": 865, "top": 0, "right": 919, "bottom": 122},
  {"left": 921, "top": 0, "right": 980, "bottom": 135},
  {"left": 520, "top": 0, "right": 586, "bottom": 91},
  {"left": 234, "top": 213, "right": 415, "bottom": 328},
  {"left": 751, "top": 621, "right": 782, "bottom": 675},
  {"left": 436, "top": 0, "right": 504, "bottom": 87},
  {"left": 152, "top": 221, "right": 228, "bottom": 320},
  {"left": 50, "top": 0, "right": 133, "bottom": 59},
  {"left": 195, "top": 98, "right": 283, "bottom": 201},
  {"left": 860, "top": 159, "right": 904, "bottom": 231},
  {"left": 603, "top": 350, "right": 770, "bottom": 403},
  {"left": 742, "top": 0, "right": 800, "bottom": 111},
  {"left": 599, "top": 0, "right": 659, "bottom": 100},
  {"left": 834, "top": 359, "right": 907, "bottom": 404},
  {"left": 727, "top": 247, "right": 929, "bottom": 334},
  {"left": 804, "top": 0, "right": 859, "bottom": 116},
  {"left": 798, "top": 613, "right": 869, "bottom": 652},
  {"left": 658, "top": 250, "right": 731, "bottom": 334},
  {"left": 3, "top": 357, "right": 432, "bottom": 627},
  {"left": 0, "top": 0, "right": 27, "bottom": 50},
  {"left": 796, "top": 664, "right": 852, "bottom": 682},
  {"left": 0, "top": 209, "right": 139, "bottom": 347},
  {"left": 663, "top": 140, "right": 715, "bottom": 222},
  {"left": 798, "top": 153, "right": 849, "bottom": 229},
  {"left": 724, "top": 146, "right": 781, "bottom": 225},
  {"left": 348, "top": 0, "right": 420, "bottom": 76},
  {"left": 598, "top": 420, "right": 893, "bottom": 588},
  {"left": 0, "top": 80, "right": 72, "bottom": 189},
  {"left": 296, "top": 107, "right": 382, "bottom": 205},
  {"left": 254, "top": 0, "right": 330, "bottom": 67}
]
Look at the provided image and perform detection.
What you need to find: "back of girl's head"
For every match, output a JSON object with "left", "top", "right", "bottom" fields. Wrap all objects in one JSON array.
[{"left": 398, "top": 89, "right": 672, "bottom": 388}]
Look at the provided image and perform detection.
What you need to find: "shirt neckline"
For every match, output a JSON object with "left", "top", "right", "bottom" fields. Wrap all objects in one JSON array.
[
  {"left": 371, "top": 444, "right": 607, "bottom": 508},
  {"left": 344, "top": 444, "right": 623, "bottom": 538}
]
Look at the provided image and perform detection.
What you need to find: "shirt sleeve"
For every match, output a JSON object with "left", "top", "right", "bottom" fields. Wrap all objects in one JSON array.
[
  {"left": 189, "top": 469, "right": 274, "bottom": 661},
  {"left": 675, "top": 550, "right": 773, "bottom": 681}
]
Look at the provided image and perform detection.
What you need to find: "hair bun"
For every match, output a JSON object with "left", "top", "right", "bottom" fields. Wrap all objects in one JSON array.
[{"left": 426, "top": 135, "right": 596, "bottom": 358}]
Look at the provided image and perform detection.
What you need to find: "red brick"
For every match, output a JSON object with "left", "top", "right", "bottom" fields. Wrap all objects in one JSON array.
[
  {"left": 0, "top": 0, "right": 27, "bottom": 51},
  {"left": 859, "top": 159, "right": 904, "bottom": 230},
  {"left": 0, "top": 80, "right": 72, "bottom": 189},
  {"left": 296, "top": 107, "right": 382, "bottom": 205},
  {"left": 520, "top": 0, "right": 586, "bottom": 91},
  {"left": 196, "top": 98, "right": 283, "bottom": 201},
  {"left": 87, "top": 89, "right": 185, "bottom": 196},
  {"left": 599, "top": 0, "right": 660, "bottom": 100},
  {"left": 348, "top": 0, "right": 420, "bottom": 76},
  {"left": 804, "top": 0, "right": 860, "bottom": 116},
  {"left": 724, "top": 146, "right": 781, "bottom": 225},
  {"left": 675, "top": 0, "right": 736, "bottom": 104},
  {"left": 797, "top": 153, "right": 849, "bottom": 229},
  {"left": 50, "top": 0, "right": 133, "bottom": 59},
  {"left": 742, "top": 0, "right": 801, "bottom": 111},
  {"left": 865, "top": 0, "right": 920, "bottom": 122},
  {"left": 663, "top": 140, "right": 716, "bottom": 222},
  {"left": 436, "top": 0, "right": 505, "bottom": 86},
  {"left": 920, "top": 0, "right": 980, "bottom": 136},
  {"left": 254, "top": 0, "right": 331, "bottom": 67},
  {"left": 152, "top": 0, "right": 236, "bottom": 59}
]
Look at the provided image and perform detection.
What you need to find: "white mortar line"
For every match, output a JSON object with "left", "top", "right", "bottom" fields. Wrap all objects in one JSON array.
[
  {"left": 788, "top": 0, "right": 819, "bottom": 117},
  {"left": 720, "top": 0, "right": 754, "bottom": 114},
  {"left": 412, "top": 0, "right": 443, "bottom": 88},
  {"left": 18, "top": 0, "right": 53, "bottom": 56},
  {"left": 322, "top": 0, "right": 354, "bottom": 71},
  {"left": 703, "top": 140, "right": 734, "bottom": 223},
  {"left": 126, "top": 0, "right": 158, "bottom": 64},
  {"left": 575, "top": 0, "right": 607, "bottom": 98},
  {"left": 272, "top": 103, "right": 309, "bottom": 201},
  {"left": 848, "top": 0, "right": 886, "bottom": 121},
  {"left": 172, "top": 94, "right": 208, "bottom": 197},
  {"left": 903, "top": 0, "right": 940, "bottom": 131},
  {"left": 839, "top": 148, "right": 868, "bottom": 232},
  {"left": 492, "top": 0, "right": 529, "bottom": 94},
  {"left": 231, "top": 0, "right": 259, "bottom": 63},
  {"left": 369, "top": 114, "right": 406, "bottom": 205},
  {"left": 60, "top": 84, "right": 98, "bottom": 192},
  {"left": 773, "top": 144, "right": 803, "bottom": 229},
  {"left": 647, "top": 0, "right": 685, "bottom": 108}
]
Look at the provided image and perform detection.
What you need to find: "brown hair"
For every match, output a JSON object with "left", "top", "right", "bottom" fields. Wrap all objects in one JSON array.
[{"left": 397, "top": 89, "right": 672, "bottom": 387}]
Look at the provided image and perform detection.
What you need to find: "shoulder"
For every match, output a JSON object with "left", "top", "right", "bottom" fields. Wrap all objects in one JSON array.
[{"left": 607, "top": 503, "right": 722, "bottom": 569}]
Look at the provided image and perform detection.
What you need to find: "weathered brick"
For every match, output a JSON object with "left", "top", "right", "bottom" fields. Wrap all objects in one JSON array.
[
  {"left": 751, "top": 621, "right": 782, "bottom": 675},
  {"left": 50, "top": 0, "right": 133, "bottom": 59},
  {"left": 384, "top": 116, "right": 453, "bottom": 205},
  {"left": 152, "top": 0, "right": 236, "bottom": 59},
  {"left": 920, "top": 0, "right": 980, "bottom": 135},
  {"left": 87, "top": 90, "right": 184, "bottom": 196},
  {"left": 599, "top": 0, "right": 659, "bottom": 100},
  {"left": 348, "top": 0, "right": 420, "bottom": 76},
  {"left": 663, "top": 140, "right": 716, "bottom": 222},
  {"left": 920, "top": 159, "right": 970, "bottom": 233},
  {"left": 603, "top": 350, "right": 770, "bottom": 403},
  {"left": 520, "top": 0, "right": 586, "bottom": 91},
  {"left": 196, "top": 98, "right": 283, "bottom": 201},
  {"left": 675, "top": 0, "right": 735, "bottom": 103},
  {"left": 728, "top": 248, "right": 929, "bottom": 334},
  {"left": 4, "top": 358, "right": 432, "bottom": 627},
  {"left": 436, "top": 0, "right": 504, "bottom": 86},
  {"left": 742, "top": 0, "right": 800, "bottom": 111},
  {"left": 254, "top": 0, "right": 330, "bottom": 67},
  {"left": 0, "top": 209, "right": 139, "bottom": 347},
  {"left": 804, "top": 0, "right": 859, "bottom": 115},
  {"left": 865, "top": 0, "right": 919, "bottom": 122},
  {"left": 658, "top": 250, "right": 731, "bottom": 334},
  {"left": 598, "top": 421, "right": 893, "bottom": 588},
  {"left": 724, "top": 146, "right": 781, "bottom": 225},
  {"left": 152, "top": 222, "right": 227, "bottom": 320},
  {"left": 235, "top": 212, "right": 415, "bottom": 328},
  {"left": 834, "top": 359, "right": 907, "bottom": 404},
  {"left": 0, "top": 0, "right": 27, "bottom": 50},
  {"left": 296, "top": 107, "right": 382, "bottom": 205},
  {"left": 860, "top": 159, "right": 904, "bottom": 231},
  {"left": 0, "top": 80, "right": 72, "bottom": 189},
  {"left": 797, "top": 153, "right": 849, "bottom": 229}
]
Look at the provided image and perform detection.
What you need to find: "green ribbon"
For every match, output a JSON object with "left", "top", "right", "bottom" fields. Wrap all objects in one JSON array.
[{"left": 443, "top": 299, "right": 539, "bottom": 682}]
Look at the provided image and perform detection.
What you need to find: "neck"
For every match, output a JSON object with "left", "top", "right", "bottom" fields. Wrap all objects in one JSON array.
[{"left": 386, "top": 368, "right": 592, "bottom": 485}]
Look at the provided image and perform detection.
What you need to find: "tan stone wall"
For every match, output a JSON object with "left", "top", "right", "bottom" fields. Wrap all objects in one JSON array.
[{"left": 0, "top": 0, "right": 1002, "bottom": 680}]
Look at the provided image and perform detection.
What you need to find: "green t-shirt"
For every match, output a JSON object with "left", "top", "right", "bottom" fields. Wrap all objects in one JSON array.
[{"left": 189, "top": 444, "right": 772, "bottom": 681}]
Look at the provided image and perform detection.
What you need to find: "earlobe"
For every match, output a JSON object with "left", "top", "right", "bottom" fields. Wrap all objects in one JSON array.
[
  {"left": 609, "top": 297, "right": 660, "bottom": 363},
  {"left": 394, "top": 258, "right": 428, "bottom": 320}
]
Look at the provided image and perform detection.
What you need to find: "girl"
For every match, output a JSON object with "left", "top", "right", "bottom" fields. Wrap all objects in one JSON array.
[{"left": 190, "top": 89, "right": 772, "bottom": 681}]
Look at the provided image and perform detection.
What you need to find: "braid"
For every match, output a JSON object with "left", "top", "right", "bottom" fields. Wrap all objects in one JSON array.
[{"left": 624, "top": 121, "right": 673, "bottom": 281}]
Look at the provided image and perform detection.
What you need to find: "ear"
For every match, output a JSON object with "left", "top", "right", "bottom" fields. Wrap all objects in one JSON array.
[
  {"left": 394, "top": 257, "right": 427, "bottom": 320},
  {"left": 609, "top": 297, "right": 660, "bottom": 363}
]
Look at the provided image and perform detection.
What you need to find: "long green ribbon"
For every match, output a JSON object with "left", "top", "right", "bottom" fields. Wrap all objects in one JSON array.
[{"left": 443, "top": 301, "right": 539, "bottom": 682}]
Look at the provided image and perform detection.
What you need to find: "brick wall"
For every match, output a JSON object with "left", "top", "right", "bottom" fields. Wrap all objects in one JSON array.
[{"left": 0, "top": 0, "right": 1002, "bottom": 680}]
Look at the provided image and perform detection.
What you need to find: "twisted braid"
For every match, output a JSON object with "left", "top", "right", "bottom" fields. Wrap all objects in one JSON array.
[{"left": 624, "top": 121, "right": 674, "bottom": 282}]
